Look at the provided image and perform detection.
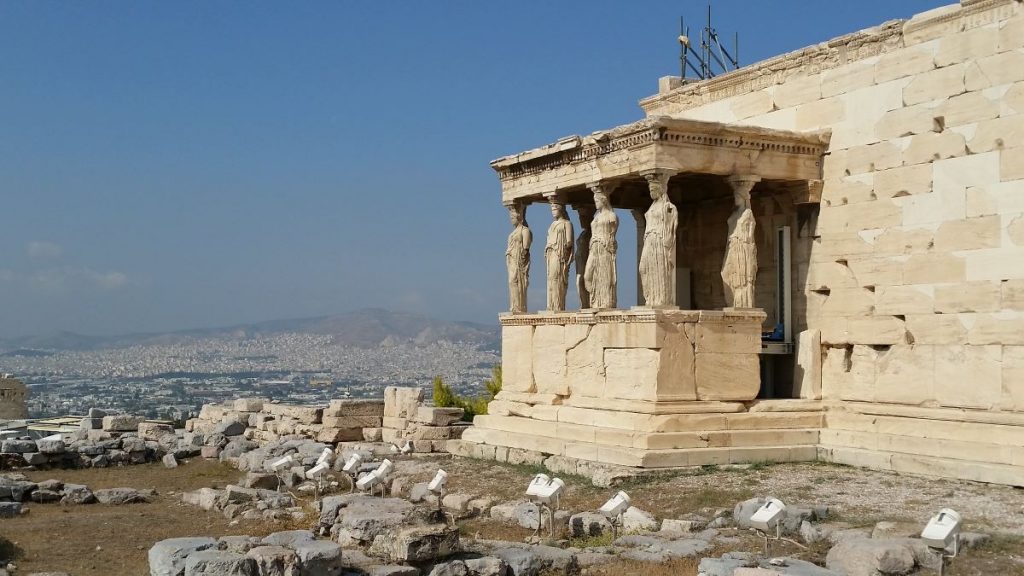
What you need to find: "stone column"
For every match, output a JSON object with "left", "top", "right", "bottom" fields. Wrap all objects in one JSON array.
[
  {"left": 505, "top": 201, "right": 532, "bottom": 314},
  {"left": 584, "top": 181, "right": 619, "bottom": 310},
  {"left": 573, "top": 204, "right": 596, "bottom": 309},
  {"left": 631, "top": 208, "right": 646, "bottom": 307},
  {"left": 721, "top": 176, "right": 761, "bottom": 309},
  {"left": 639, "top": 169, "right": 678, "bottom": 308},
  {"left": 543, "top": 192, "right": 574, "bottom": 312}
]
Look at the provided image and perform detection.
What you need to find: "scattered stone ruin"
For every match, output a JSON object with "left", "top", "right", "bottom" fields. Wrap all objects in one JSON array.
[{"left": 185, "top": 387, "right": 468, "bottom": 458}]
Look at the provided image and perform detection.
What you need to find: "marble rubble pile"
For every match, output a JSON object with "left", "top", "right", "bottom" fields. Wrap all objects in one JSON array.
[
  {"left": 0, "top": 473, "right": 154, "bottom": 517},
  {"left": 187, "top": 386, "right": 469, "bottom": 456},
  {"left": 0, "top": 408, "right": 200, "bottom": 469},
  {"left": 181, "top": 484, "right": 305, "bottom": 523}
]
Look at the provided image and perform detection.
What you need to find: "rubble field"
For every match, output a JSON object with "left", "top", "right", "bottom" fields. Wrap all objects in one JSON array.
[{"left": 3, "top": 456, "right": 1023, "bottom": 576}]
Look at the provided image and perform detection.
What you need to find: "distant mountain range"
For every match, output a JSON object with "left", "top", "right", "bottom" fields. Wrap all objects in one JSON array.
[{"left": 0, "top": 308, "right": 500, "bottom": 353}]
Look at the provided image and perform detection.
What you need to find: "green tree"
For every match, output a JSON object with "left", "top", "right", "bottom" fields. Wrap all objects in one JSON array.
[
  {"left": 431, "top": 364, "right": 502, "bottom": 421},
  {"left": 432, "top": 375, "right": 457, "bottom": 408}
]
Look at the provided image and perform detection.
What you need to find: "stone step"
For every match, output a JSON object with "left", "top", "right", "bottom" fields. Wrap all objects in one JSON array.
[
  {"left": 474, "top": 414, "right": 820, "bottom": 450},
  {"left": 460, "top": 426, "right": 818, "bottom": 468},
  {"left": 486, "top": 403, "right": 823, "bottom": 433},
  {"left": 820, "top": 446, "right": 1024, "bottom": 487},
  {"left": 820, "top": 428, "right": 1024, "bottom": 467},
  {"left": 826, "top": 410, "right": 1024, "bottom": 446}
]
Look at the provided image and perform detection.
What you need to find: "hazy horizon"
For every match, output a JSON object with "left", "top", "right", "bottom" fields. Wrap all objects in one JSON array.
[{"left": 0, "top": 1, "right": 939, "bottom": 338}]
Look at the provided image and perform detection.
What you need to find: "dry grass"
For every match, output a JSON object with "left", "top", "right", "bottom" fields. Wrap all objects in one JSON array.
[{"left": 4, "top": 459, "right": 311, "bottom": 575}]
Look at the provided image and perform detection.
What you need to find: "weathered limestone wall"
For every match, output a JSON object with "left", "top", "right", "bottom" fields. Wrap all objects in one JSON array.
[
  {"left": 642, "top": 0, "right": 1024, "bottom": 484},
  {"left": 0, "top": 377, "right": 28, "bottom": 420}
]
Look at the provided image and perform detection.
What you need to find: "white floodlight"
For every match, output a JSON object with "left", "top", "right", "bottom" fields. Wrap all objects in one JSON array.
[
  {"left": 600, "top": 490, "right": 631, "bottom": 519},
  {"left": 750, "top": 498, "right": 787, "bottom": 532},
  {"left": 525, "top": 473, "right": 551, "bottom": 498},
  {"left": 306, "top": 462, "right": 330, "bottom": 479},
  {"left": 678, "top": 34, "right": 690, "bottom": 47},
  {"left": 921, "top": 508, "right": 962, "bottom": 576},
  {"left": 400, "top": 440, "right": 413, "bottom": 454},
  {"left": 535, "top": 477, "right": 565, "bottom": 504},
  {"left": 356, "top": 471, "right": 382, "bottom": 491},
  {"left": 750, "top": 497, "right": 787, "bottom": 557},
  {"left": 270, "top": 455, "right": 294, "bottom": 471},
  {"left": 316, "top": 447, "right": 334, "bottom": 466},
  {"left": 376, "top": 458, "right": 395, "bottom": 478},
  {"left": 428, "top": 469, "right": 448, "bottom": 494},
  {"left": 342, "top": 453, "right": 363, "bottom": 474},
  {"left": 922, "top": 508, "right": 962, "bottom": 552}
]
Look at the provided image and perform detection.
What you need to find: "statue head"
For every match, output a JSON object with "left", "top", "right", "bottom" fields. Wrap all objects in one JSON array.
[
  {"left": 507, "top": 203, "right": 525, "bottom": 226},
  {"left": 575, "top": 204, "right": 596, "bottom": 228},
  {"left": 549, "top": 202, "right": 567, "bottom": 219},
  {"left": 594, "top": 191, "right": 611, "bottom": 211}
]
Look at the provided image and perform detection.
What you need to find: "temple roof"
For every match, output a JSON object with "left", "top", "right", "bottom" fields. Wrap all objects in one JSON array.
[{"left": 490, "top": 116, "right": 831, "bottom": 205}]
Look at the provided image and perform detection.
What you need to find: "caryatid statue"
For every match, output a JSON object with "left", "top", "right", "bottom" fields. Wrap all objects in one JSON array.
[
  {"left": 721, "top": 176, "right": 760, "bottom": 308},
  {"left": 584, "top": 184, "right": 618, "bottom": 309},
  {"left": 505, "top": 202, "right": 532, "bottom": 314},
  {"left": 639, "top": 170, "right": 678, "bottom": 307},
  {"left": 574, "top": 204, "right": 595, "bottom": 309},
  {"left": 544, "top": 198, "right": 574, "bottom": 312}
]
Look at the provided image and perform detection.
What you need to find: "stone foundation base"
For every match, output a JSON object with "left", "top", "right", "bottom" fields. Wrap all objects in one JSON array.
[{"left": 453, "top": 399, "right": 823, "bottom": 480}]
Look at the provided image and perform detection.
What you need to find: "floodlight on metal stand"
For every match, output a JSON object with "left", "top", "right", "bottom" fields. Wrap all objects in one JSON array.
[
  {"left": 599, "top": 490, "right": 631, "bottom": 540},
  {"left": 750, "top": 498, "right": 787, "bottom": 557},
  {"left": 428, "top": 469, "right": 449, "bottom": 524},
  {"left": 306, "top": 461, "right": 330, "bottom": 500},
  {"left": 922, "top": 508, "right": 962, "bottom": 576},
  {"left": 525, "top": 474, "right": 552, "bottom": 539},
  {"left": 375, "top": 458, "right": 395, "bottom": 498},
  {"left": 534, "top": 477, "right": 566, "bottom": 540},
  {"left": 316, "top": 447, "right": 334, "bottom": 467},
  {"left": 342, "top": 453, "right": 363, "bottom": 494},
  {"left": 270, "top": 454, "right": 294, "bottom": 491}
]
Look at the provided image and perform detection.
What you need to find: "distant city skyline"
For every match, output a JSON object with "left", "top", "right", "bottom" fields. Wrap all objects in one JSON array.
[{"left": 0, "top": 1, "right": 939, "bottom": 338}]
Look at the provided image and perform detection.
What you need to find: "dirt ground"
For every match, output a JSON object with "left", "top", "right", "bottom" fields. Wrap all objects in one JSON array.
[
  {"left": 2, "top": 460, "right": 304, "bottom": 576},
  {"left": 2, "top": 457, "right": 1023, "bottom": 575}
]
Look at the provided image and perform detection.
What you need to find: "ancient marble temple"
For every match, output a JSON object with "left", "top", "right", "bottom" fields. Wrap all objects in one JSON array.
[{"left": 453, "top": 0, "right": 1024, "bottom": 488}]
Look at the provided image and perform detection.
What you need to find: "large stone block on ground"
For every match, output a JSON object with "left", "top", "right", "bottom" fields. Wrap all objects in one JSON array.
[
  {"left": 139, "top": 422, "right": 175, "bottom": 441},
  {"left": 325, "top": 399, "right": 385, "bottom": 417},
  {"left": 317, "top": 427, "right": 364, "bottom": 443},
  {"left": 183, "top": 550, "right": 257, "bottom": 576},
  {"left": 102, "top": 414, "right": 144, "bottom": 432},
  {"left": 234, "top": 398, "right": 265, "bottom": 412},
  {"left": 825, "top": 538, "right": 916, "bottom": 576},
  {"left": 263, "top": 404, "right": 322, "bottom": 425},
  {"left": 384, "top": 387, "right": 425, "bottom": 418},
  {"left": 369, "top": 525, "right": 460, "bottom": 563},
  {"left": 149, "top": 537, "right": 218, "bottom": 576},
  {"left": 413, "top": 407, "right": 464, "bottom": 426},
  {"left": 2, "top": 439, "right": 37, "bottom": 454},
  {"left": 322, "top": 415, "right": 383, "bottom": 429},
  {"left": 36, "top": 438, "right": 66, "bottom": 454},
  {"left": 292, "top": 539, "right": 344, "bottom": 576},
  {"left": 95, "top": 487, "right": 150, "bottom": 505},
  {"left": 245, "top": 545, "right": 299, "bottom": 576}
]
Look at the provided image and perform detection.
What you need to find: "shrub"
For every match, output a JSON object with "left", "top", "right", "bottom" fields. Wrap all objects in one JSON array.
[{"left": 432, "top": 364, "right": 502, "bottom": 421}]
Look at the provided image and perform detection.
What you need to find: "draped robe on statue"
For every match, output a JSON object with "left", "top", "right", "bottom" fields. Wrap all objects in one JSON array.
[
  {"left": 545, "top": 217, "right": 574, "bottom": 311},
  {"left": 506, "top": 224, "right": 531, "bottom": 313},
  {"left": 585, "top": 210, "right": 618, "bottom": 309},
  {"left": 721, "top": 208, "right": 757, "bottom": 308},
  {"left": 639, "top": 197, "right": 677, "bottom": 307}
]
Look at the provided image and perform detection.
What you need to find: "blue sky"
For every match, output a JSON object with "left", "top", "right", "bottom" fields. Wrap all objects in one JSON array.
[{"left": 0, "top": 1, "right": 940, "bottom": 337}]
